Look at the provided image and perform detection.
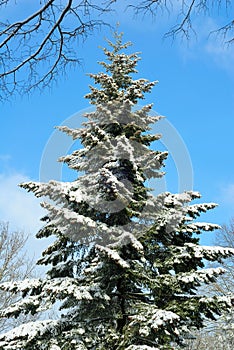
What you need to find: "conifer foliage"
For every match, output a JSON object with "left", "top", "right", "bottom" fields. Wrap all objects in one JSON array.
[{"left": 0, "top": 33, "right": 233, "bottom": 350}]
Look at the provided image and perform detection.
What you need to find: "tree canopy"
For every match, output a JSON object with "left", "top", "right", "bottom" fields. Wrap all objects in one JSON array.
[{"left": 0, "top": 32, "right": 233, "bottom": 349}]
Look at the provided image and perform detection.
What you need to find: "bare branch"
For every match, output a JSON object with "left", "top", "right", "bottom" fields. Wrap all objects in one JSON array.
[
  {"left": 126, "top": 0, "right": 234, "bottom": 43},
  {"left": 211, "top": 19, "right": 234, "bottom": 44},
  {"left": 0, "top": 0, "right": 110, "bottom": 100},
  {"left": 0, "top": 0, "right": 233, "bottom": 100},
  {"left": 0, "top": 221, "right": 37, "bottom": 332},
  {"left": 127, "top": 0, "right": 170, "bottom": 16},
  {"left": 164, "top": 0, "right": 197, "bottom": 41}
]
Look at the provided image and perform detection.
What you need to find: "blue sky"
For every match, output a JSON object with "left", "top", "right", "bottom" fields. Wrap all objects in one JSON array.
[{"left": 0, "top": 2, "right": 234, "bottom": 258}]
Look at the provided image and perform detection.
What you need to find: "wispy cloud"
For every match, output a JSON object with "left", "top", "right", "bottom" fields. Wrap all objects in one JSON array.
[
  {"left": 205, "top": 39, "right": 234, "bottom": 74},
  {"left": 177, "top": 16, "right": 234, "bottom": 75},
  {"left": 221, "top": 183, "right": 234, "bottom": 205},
  {"left": 0, "top": 154, "right": 11, "bottom": 162},
  {"left": 0, "top": 171, "right": 50, "bottom": 262},
  {"left": 0, "top": 172, "right": 45, "bottom": 233}
]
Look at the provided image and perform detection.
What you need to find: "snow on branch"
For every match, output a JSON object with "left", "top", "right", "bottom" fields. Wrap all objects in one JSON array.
[
  {"left": 40, "top": 202, "right": 97, "bottom": 241},
  {"left": 0, "top": 276, "right": 110, "bottom": 321},
  {"left": 0, "top": 319, "right": 60, "bottom": 347},
  {"left": 20, "top": 180, "right": 85, "bottom": 204},
  {"left": 108, "top": 232, "right": 144, "bottom": 253},
  {"left": 182, "top": 222, "right": 221, "bottom": 234},
  {"left": 186, "top": 203, "right": 218, "bottom": 219},
  {"left": 128, "top": 305, "right": 180, "bottom": 338},
  {"left": 172, "top": 243, "right": 234, "bottom": 264},
  {"left": 0, "top": 278, "right": 42, "bottom": 293},
  {"left": 95, "top": 245, "right": 130, "bottom": 268},
  {"left": 126, "top": 346, "right": 160, "bottom": 350},
  {"left": 177, "top": 267, "right": 226, "bottom": 285}
]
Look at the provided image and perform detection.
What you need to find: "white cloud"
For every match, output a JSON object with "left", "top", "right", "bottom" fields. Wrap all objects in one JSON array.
[
  {"left": 205, "top": 40, "right": 234, "bottom": 74},
  {"left": 0, "top": 172, "right": 53, "bottom": 263},
  {"left": 221, "top": 183, "right": 234, "bottom": 205},
  {"left": 0, "top": 154, "right": 11, "bottom": 162},
  {"left": 0, "top": 172, "right": 45, "bottom": 234},
  {"left": 177, "top": 16, "right": 234, "bottom": 75}
]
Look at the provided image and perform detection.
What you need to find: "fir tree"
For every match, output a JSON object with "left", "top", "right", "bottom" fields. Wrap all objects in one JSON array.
[{"left": 0, "top": 32, "right": 233, "bottom": 350}]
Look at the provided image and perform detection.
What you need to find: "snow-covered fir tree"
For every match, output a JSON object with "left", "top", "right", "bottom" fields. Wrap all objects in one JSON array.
[{"left": 0, "top": 32, "right": 233, "bottom": 350}]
